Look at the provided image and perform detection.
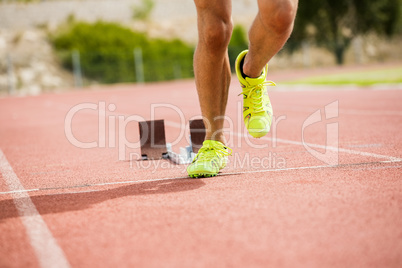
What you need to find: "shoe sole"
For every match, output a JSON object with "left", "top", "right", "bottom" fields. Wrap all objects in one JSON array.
[{"left": 188, "top": 173, "right": 218, "bottom": 178}]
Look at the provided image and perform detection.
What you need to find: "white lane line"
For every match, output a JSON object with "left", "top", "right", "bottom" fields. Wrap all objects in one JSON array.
[
  {"left": 0, "top": 176, "right": 189, "bottom": 195},
  {"left": 229, "top": 130, "right": 402, "bottom": 162},
  {"left": 351, "top": 165, "right": 402, "bottom": 171},
  {"left": 273, "top": 105, "right": 402, "bottom": 116},
  {"left": 339, "top": 109, "right": 402, "bottom": 116},
  {"left": 0, "top": 149, "right": 70, "bottom": 268},
  {"left": 271, "top": 136, "right": 402, "bottom": 162},
  {"left": 1, "top": 160, "right": 401, "bottom": 196},
  {"left": 224, "top": 164, "right": 335, "bottom": 176},
  {"left": 164, "top": 120, "right": 402, "bottom": 162},
  {"left": 225, "top": 160, "right": 402, "bottom": 176}
]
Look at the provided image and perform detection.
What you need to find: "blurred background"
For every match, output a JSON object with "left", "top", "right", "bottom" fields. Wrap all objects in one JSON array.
[{"left": 0, "top": 0, "right": 401, "bottom": 95}]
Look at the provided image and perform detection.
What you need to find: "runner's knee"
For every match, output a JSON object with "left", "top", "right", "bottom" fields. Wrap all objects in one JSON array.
[
  {"left": 195, "top": 5, "right": 233, "bottom": 52},
  {"left": 259, "top": 0, "right": 298, "bottom": 34},
  {"left": 202, "top": 20, "right": 233, "bottom": 51}
]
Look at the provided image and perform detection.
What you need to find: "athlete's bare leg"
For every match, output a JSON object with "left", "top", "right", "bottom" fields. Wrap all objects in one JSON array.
[
  {"left": 189, "top": 0, "right": 298, "bottom": 177},
  {"left": 243, "top": 0, "right": 299, "bottom": 78},
  {"left": 192, "top": 0, "right": 298, "bottom": 143},
  {"left": 193, "top": 0, "right": 233, "bottom": 144}
]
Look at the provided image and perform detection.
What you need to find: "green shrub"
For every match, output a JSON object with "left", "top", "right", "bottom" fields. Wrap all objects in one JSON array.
[
  {"left": 51, "top": 21, "right": 194, "bottom": 84},
  {"left": 228, "top": 25, "right": 248, "bottom": 72}
]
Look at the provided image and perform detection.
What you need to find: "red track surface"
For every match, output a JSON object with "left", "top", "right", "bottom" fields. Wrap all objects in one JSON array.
[{"left": 0, "top": 75, "right": 401, "bottom": 268}]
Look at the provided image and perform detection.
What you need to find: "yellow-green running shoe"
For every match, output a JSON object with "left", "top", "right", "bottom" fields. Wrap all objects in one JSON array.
[
  {"left": 187, "top": 140, "right": 232, "bottom": 178},
  {"left": 235, "top": 50, "right": 276, "bottom": 138}
]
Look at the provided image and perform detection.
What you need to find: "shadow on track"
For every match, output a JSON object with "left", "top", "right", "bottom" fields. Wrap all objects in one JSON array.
[{"left": 0, "top": 178, "right": 205, "bottom": 222}]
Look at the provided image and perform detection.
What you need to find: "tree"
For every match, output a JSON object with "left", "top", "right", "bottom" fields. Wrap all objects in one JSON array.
[{"left": 288, "top": 0, "right": 402, "bottom": 64}]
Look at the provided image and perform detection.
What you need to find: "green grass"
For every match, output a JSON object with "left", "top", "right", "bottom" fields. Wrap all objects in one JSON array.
[{"left": 283, "top": 67, "right": 402, "bottom": 86}]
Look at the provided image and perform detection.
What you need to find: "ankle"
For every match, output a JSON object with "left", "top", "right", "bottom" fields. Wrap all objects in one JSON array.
[
  {"left": 204, "top": 135, "right": 226, "bottom": 146},
  {"left": 242, "top": 54, "right": 263, "bottom": 78}
]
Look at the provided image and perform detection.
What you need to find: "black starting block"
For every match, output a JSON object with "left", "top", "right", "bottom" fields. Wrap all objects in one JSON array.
[
  {"left": 189, "top": 119, "right": 206, "bottom": 154},
  {"left": 139, "top": 119, "right": 168, "bottom": 160}
]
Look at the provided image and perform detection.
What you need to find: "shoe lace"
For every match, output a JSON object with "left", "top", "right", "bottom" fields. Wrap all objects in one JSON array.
[
  {"left": 239, "top": 80, "right": 275, "bottom": 113},
  {"left": 194, "top": 143, "right": 232, "bottom": 162}
]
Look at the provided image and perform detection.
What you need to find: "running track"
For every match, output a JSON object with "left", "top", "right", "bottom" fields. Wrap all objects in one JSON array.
[{"left": 0, "top": 72, "right": 401, "bottom": 267}]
